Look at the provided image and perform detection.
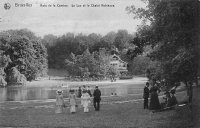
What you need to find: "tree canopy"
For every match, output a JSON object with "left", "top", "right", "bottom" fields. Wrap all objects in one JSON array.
[
  {"left": 126, "top": 0, "right": 199, "bottom": 86},
  {"left": 0, "top": 29, "right": 48, "bottom": 82},
  {"left": 42, "top": 30, "right": 136, "bottom": 73}
]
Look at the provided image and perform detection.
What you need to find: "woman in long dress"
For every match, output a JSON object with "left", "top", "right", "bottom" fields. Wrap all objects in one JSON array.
[
  {"left": 149, "top": 83, "right": 161, "bottom": 110},
  {"left": 55, "top": 90, "right": 65, "bottom": 113},
  {"left": 69, "top": 89, "right": 76, "bottom": 113},
  {"left": 81, "top": 90, "right": 91, "bottom": 113}
]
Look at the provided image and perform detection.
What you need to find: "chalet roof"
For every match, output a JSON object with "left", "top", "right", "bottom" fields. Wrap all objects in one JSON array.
[{"left": 110, "top": 54, "right": 127, "bottom": 64}]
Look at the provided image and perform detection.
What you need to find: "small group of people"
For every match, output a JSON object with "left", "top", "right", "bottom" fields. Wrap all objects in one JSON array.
[
  {"left": 143, "top": 82, "right": 178, "bottom": 111},
  {"left": 55, "top": 85, "right": 101, "bottom": 114},
  {"left": 77, "top": 85, "right": 92, "bottom": 98},
  {"left": 163, "top": 90, "right": 177, "bottom": 108}
]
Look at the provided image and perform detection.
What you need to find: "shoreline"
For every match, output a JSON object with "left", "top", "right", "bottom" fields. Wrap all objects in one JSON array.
[{"left": 26, "top": 77, "right": 148, "bottom": 88}]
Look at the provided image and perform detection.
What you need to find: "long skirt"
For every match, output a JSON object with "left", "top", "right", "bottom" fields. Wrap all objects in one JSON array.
[
  {"left": 84, "top": 106, "right": 89, "bottom": 112},
  {"left": 149, "top": 93, "right": 161, "bottom": 110},
  {"left": 55, "top": 105, "right": 63, "bottom": 113},
  {"left": 70, "top": 105, "right": 76, "bottom": 113}
]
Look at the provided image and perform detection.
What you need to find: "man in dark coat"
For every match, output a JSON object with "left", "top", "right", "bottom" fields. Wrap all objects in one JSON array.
[
  {"left": 143, "top": 82, "right": 150, "bottom": 109},
  {"left": 78, "top": 87, "right": 82, "bottom": 98},
  {"left": 93, "top": 85, "right": 101, "bottom": 111}
]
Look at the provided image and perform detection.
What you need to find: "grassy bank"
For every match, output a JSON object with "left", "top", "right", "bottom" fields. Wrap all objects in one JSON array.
[
  {"left": 0, "top": 68, "right": 197, "bottom": 127},
  {"left": 0, "top": 90, "right": 195, "bottom": 128},
  {"left": 0, "top": 101, "right": 193, "bottom": 128}
]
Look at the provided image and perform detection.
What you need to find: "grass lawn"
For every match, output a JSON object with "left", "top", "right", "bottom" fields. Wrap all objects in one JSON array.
[
  {"left": 0, "top": 68, "right": 198, "bottom": 128},
  {"left": 0, "top": 93, "right": 195, "bottom": 128}
]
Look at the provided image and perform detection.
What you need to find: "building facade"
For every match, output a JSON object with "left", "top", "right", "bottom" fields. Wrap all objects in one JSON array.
[{"left": 110, "top": 54, "right": 128, "bottom": 75}]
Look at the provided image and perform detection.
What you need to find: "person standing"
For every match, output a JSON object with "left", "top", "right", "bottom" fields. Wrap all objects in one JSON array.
[
  {"left": 78, "top": 86, "right": 82, "bottom": 98},
  {"left": 149, "top": 83, "right": 161, "bottom": 110},
  {"left": 87, "top": 86, "right": 92, "bottom": 97},
  {"left": 55, "top": 90, "right": 65, "bottom": 114},
  {"left": 93, "top": 85, "right": 101, "bottom": 111},
  {"left": 143, "top": 82, "right": 150, "bottom": 109},
  {"left": 82, "top": 85, "right": 86, "bottom": 91},
  {"left": 69, "top": 89, "right": 76, "bottom": 113},
  {"left": 81, "top": 90, "right": 91, "bottom": 113}
]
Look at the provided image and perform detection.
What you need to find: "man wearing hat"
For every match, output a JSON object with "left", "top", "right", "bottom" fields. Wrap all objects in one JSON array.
[{"left": 93, "top": 85, "right": 101, "bottom": 111}]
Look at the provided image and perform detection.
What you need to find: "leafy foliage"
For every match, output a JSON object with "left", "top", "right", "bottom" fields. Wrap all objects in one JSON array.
[
  {"left": 0, "top": 29, "right": 48, "bottom": 81},
  {"left": 127, "top": 0, "right": 199, "bottom": 86},
  {"left": 43, "top": 30, "right": 137, "bottom": 76},
  {"left": 64, "top": 48, "right": 110, "bottom": 78},
  {"left": 131, "top": 55, "right": 151, "bottom": 75}
]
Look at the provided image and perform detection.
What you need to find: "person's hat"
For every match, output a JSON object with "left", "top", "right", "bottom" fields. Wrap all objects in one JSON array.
[
  {"left": 82, "top": 89, "right": 87, "bottom": 93},
  {"left": 69, "top": 89, "right": 75, "bottom": 93},
  {"left": 56, "top": 90, "right": 63, "bottom": 94}
]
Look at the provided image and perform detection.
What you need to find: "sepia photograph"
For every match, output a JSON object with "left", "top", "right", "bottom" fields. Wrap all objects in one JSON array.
[{"left": 0, "top": 0, "right": 199, "bottom": 127}]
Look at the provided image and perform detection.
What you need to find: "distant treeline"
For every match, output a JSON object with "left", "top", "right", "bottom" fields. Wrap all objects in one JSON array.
[
  {"left": 0, "top": 29, "right": 151, "bottom": 82},
  {"left": 41, "top": 30, "right": 151, "bottom": 77}
]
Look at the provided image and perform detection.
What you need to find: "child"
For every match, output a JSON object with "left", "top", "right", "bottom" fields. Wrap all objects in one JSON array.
[
  {"left": 81, "top": 90, "right": 91, "bottom": 112},
  {"left": 69, "top": 89, "right": 76, "bottom": 113},
  {"left": 55, "top": 90, "right": 65, "bottom": 114}
]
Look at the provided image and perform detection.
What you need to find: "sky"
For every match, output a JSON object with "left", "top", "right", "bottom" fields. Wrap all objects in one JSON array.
[{"left": 0, "top": 0, "right": 146, "bottom": 37}]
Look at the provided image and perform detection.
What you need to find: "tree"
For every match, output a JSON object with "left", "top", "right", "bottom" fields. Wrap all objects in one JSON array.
[
  {"left": 131, "top": 55, "right": 151, "bottom": 75},
  {"left": 45, "top": 31, "right": 136, "bottom": 77},
  {"left": 42, "top": 34, "right": 57, "bottom": 47},
  {"left": 127, "top": 0, "right": 199, "bottom": 87},
  {"left": 113, "top": 30, "right": 133, "bottom": 51},
  {"left": 108, "top": 66, "right": 120, "bottom": 81},
  {"left": 0, "top": 29, "right": 48, "bottom": 82}
]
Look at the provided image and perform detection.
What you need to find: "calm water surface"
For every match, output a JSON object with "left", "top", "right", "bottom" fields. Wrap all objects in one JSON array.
[{"left": 0, "top": 83, "right": 144, "bottom": 102}]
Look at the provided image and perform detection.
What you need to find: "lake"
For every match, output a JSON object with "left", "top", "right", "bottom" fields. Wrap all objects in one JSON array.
[{"left": 0, "top": 82, "right": 145, "bottom": 102}]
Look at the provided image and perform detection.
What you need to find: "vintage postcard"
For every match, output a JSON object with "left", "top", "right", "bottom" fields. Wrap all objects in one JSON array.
[{"left": 0, "top": 0, "right": 199, "bottom": 127}]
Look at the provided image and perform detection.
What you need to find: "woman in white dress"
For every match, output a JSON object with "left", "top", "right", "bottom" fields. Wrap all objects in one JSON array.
[
  {"left": 81, "top": 90, "right": 91, "bottom": 112},
  {"left": 69, "top": 89, "right": 76, "bottom": 113},
  {"left": 55, "top": 90, "right": 65, "bottom": 113}
]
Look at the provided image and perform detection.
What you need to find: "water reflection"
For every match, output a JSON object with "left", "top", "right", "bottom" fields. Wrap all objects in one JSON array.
[
  {"left": 0, "top": 88, "right": 7, "bottom": 101},
  {"left": 0, "top": 84, "right": 144, "bottom": 102}
]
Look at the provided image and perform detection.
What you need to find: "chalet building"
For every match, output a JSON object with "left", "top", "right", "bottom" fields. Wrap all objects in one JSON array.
[{"left": 110, "top": 54, "right": 128, "bottom": 75}]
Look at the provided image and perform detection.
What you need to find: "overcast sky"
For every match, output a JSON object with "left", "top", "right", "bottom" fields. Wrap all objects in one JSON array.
[{"left": 0, "top": 0, "right": 146, "bottom": 37}]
